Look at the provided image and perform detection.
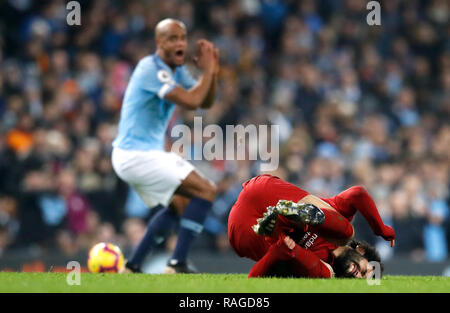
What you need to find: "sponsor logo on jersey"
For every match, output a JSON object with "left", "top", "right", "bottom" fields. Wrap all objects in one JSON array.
[{"left": 299, "top": 232, "right": 318, "bottom": 249}]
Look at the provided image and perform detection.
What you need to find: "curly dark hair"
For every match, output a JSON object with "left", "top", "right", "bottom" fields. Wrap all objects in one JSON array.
[{"left": 349, "top": 239, "right": 384, "bottom": 277}]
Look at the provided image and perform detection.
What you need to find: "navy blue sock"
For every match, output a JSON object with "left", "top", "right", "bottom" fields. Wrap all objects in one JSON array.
[
  {"left": 170, "top": 197, "right": 212, "bottom": 264},
  {"left": 127, "top": 206, "right": 178, "bottom": 269}
]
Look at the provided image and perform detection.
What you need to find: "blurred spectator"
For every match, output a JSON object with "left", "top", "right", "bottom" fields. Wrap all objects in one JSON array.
[
  {"left": 0, "top": 0, "right": 448, "bottom": 263},
  {"left": 0, "top": 195, "right": 19, "bottom": 256},
  {"left": 390, "top": 189, "right": 426, "bottom": 259},
  {"left": 123, "top": 187, "right": 148, "bottom": 218},
  {"left": 58, "top": 168, "right": 90, "bottom": 235},
  {"left": 424, "top": 184, "right": 449, "bottom": 262},
  {"left": 122, "top": 218, "right": 146, "bottom": 250}
]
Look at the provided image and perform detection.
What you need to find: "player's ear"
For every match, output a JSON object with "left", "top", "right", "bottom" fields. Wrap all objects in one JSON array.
[{"left": 355, "top": 245, "right": 365, "bottom": 255}]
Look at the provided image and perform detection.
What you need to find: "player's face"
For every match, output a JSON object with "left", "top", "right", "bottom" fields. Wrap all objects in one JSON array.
[
  {"left": 333, "top": 247, "right": 374, "bottom": 279},
  {"left": 345, "top": 257, "right": 374, "bottom": 279},
  {"left": 158, "top": 24, "right": 187, "bottom": 67}
]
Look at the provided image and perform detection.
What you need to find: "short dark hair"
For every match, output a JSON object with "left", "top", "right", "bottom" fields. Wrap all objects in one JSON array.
[{"left": 349, "top": 239, "right": 384, "bottom": 276}]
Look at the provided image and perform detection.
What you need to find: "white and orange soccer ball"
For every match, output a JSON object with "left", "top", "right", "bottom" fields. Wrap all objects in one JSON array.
[{"left": 87, "top": 242, "right": 125, "bottom": 273}]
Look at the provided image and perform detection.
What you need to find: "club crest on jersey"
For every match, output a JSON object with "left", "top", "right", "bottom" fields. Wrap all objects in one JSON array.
[{"left": 157, "top": 70, "right": 175, "bottom": 85}]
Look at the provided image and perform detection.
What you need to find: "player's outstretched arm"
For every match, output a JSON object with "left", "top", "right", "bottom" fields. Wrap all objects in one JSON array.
[
  {"left": 248, "top": 236, "right": 334, "bottom": 278},
  {"left": 248, "top": 234, "right": 298, "bottom": 278},
  {"left": 333, "top": 186, "right": 396, "bottom": 247},
  {"left": 248, "top": 246, "right": 282, "bottom": 278},
  {"left": 165, "top": 40, "right": 217, "bottom": 110},
  {"left": 283, "top": 236, "right": 334, "bottom": 278}
]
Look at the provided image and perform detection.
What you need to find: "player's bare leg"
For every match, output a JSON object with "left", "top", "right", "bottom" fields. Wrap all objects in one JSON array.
[
  {"left": 175, "top": 170, "right": 216, "bottom": 202},
  {"left": 163, "top": 170, "right": 216, "bottom": 274},
  {"left": 122, "top": 177, "right": 211, "bottom": 274},
  {"left": 170, "top": 194, "right": 191, "bottom": 215}
]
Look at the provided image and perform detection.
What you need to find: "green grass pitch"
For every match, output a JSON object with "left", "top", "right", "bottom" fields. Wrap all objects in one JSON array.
[{"left": 0, "top": 273, "right": 449, "bottom": 293}]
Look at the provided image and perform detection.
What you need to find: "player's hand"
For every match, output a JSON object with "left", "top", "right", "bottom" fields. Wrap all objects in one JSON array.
[
  {"left": 283, "top": 236, "right": 296, "bottom": 250},
  {"left": 213, "top": 47, "right": 220, "bottom": 75},
  {"left": 194, "top": 39, "right": 215, "bottom": 71},
  {"left": 379, "top": 225, "right": 396, "bottom": 247}
]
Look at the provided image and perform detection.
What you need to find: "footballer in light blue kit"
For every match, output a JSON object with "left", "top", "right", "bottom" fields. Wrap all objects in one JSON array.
[
  {"left": 111, "top": 19, "right": 219, "bottom": 274},
  {"left": 112, "top": 53, "right": 197, "bottom": 151}
]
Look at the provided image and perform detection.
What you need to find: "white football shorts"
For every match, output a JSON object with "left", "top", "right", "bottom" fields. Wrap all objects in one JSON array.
[{"left": 112, "top": 147, "right": 194, "bottom": 208}]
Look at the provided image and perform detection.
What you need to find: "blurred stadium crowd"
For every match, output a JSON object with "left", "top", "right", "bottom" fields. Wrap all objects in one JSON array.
[{"left": 0, "top": 0, "right": 449, "bottom": 263}]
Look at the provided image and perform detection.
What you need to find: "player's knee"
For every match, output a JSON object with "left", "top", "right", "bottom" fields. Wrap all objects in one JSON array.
[
  {"left": 205, "top": 181, "right": 217, "bottom": 201},
  {"left": 199, "top": 180, "right": 216, "bottom": 202},
  {"left": 352, "top": 185, "right": 368, "bottom": 197}
]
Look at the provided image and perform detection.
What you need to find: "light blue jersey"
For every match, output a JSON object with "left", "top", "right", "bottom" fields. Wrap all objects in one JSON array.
[{"left": 113, "top": 53, "right": 197, "bottom": 151}]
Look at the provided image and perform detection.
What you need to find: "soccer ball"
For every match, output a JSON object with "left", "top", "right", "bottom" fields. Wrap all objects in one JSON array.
[{"left": 87, "top": 242, "right": 125, "bottom": 273}]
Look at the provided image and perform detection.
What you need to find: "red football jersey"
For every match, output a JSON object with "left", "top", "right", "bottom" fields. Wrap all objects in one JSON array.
[{"left": 228, "top": 174, "right": 354, "bottom": 266}]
